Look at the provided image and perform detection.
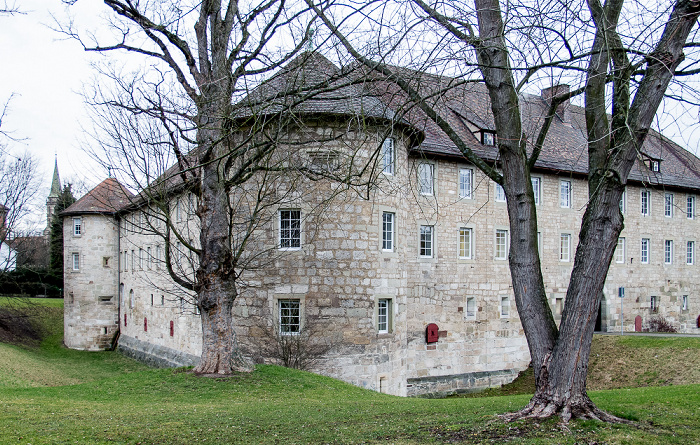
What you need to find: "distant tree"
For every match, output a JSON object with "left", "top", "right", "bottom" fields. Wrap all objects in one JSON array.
[{"left": 49, "top": 185, "right": 76, "bottom": 288}]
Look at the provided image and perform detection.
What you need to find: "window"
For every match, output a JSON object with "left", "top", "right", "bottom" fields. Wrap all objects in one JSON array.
[
  {"left": 377, "top": 298, "right": 392, "bottom": 333},
  {"left": 495, "top": 229, "right": 508, "bottom": 260},
  {"left": 102, "top": 256, "right": 110, "bottom": 268},
  {"left": 650, "top": 295, "right": 658, "bottom": 312},
  {"left": 156, "top": 245, "right": 162, "bottom": 269},
  {"left": 419, "top": 225, "right": 434, "bottom": 257},
  {"left": 687, "top": 241, "right": 695, "bottom": 265},
  {"left": 382, "top": 212, "right": 394, "bottom": 251},
  {"left": 555, "top": 298, "right": 563, "bottom": 316},
  {"left": 418, "top": 163, "right": 434, "bottom": 196},
  {"left": 615, "top": 237, "right": 625, "bottom": 263},
  {"left": 459, "top": 168, "right": 473, "bottom": 199},
  {"left": 482, "top": 131, "right": 496, "bottom": 146},
  {"left": 176, "top": 198, "right": 182, "bottom": 221},
  {"left": 73, "top": 217, "right": 82, "bottom": 236},
  {"left": 466, "top": 297, "right": 476, "bottom": 317},
  {"left": 619, "top": 190, "right": 626, "bottom": 214},
  {"left": 459, "top": 227, "right": 472, "bottom": 259},
  {"left": 650, "top": 160, "right": 660, "bottom": 172},
  {"left": 147, "top": 247, "right": 152, "bottom": 270},
  {"left": 641, "top": 190, "right": 650, "bottom": 215},
  {"left": 560, "top": 180, "right": 572, "bottom": 208},
  {"left": 688, "top": 195, "right": 695, "bottom": 219},
  {"left": 665, "top": 240, "right": 673, "bottom": 264},
  {"left": 131, "top": 250, "right": 135, "bottom": 271},
  {"left": 194, "top": 303, "right": 201, "bottom": 316},
  {"left": 123, "top": 250, "right": 128, "bottom": 271},
  {"left": 641, "top": 238, "right": 650, "bottom": 264},
  {"left": 382, "top": 138, "right": 395, "bottom": 175},
  {"left": 501, "top": 296, "right": 510, "bottom": 317},
  {"left": 161, "top": 295, "right": 165, "bottom": 306},
  {"left": 279, "top": 299, "right": 301, "bottom": 334},
  {"left": 129, "top": 289, "right": 134, "bottom": 309},
  {"left": 682, "top": 295, "right": 688, "bottom": 311},
  {"left": 139, "top": 248, "right": 144, "bottom": 270},
  {"left": 560, "top": 234, "right": 571, "bottom": 262},
  {"left": 279, "top": 209, "right": 301, "bottom": 249},
  {"left": 665, "top": 193, "right": 674, "bottom": 217},
  {"left": 150, "top": 294, "right": 154, "bottom": 306},
  {"left": 531, "top": 177, "right": 541, "bottom": 206},
  {"left": 71, "top": 252, "right": 80, "bottom": 271},
  {"left": 495, "top": 183, "right": 506, "bottom": 202}
]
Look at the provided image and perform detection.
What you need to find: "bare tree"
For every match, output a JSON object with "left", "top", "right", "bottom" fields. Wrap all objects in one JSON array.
[
  {"left": 309, "top": 0, "right": 700, "bottom": 421},
  {"left": 63, "top": 1, "right": 386, "bottom": 375}
]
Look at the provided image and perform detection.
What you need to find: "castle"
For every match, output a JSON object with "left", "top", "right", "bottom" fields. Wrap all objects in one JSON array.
[{"left": 63, "top": 53, "right": 700, "bottom": 397}]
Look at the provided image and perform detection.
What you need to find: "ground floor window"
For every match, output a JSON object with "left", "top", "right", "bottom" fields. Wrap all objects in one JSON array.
[
  {"left": 377, "top": 298, "right": 392, "bottom": 333},
  {"left": 279, "top": 299, "right": 301, "bottom": 334}
]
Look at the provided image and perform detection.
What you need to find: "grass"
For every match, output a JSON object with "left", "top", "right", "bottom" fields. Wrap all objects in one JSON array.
[{"left": 0, "top": 298, "right": 699, "bottom": 444}]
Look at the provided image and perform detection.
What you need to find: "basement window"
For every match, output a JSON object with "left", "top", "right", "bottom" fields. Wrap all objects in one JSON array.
[{"left": 98, "top": 296, "right": 113, "bottom": 305}]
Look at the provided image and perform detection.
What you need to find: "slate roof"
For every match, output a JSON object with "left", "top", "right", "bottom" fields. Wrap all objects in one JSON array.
[{"left": 61, "top": 178, "right": 134, "bottom": 216}]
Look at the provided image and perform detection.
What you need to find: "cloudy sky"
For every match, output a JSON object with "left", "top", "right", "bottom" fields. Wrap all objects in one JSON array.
[{"left": 2, "top": 1, "right": 700, "bottom": 230}]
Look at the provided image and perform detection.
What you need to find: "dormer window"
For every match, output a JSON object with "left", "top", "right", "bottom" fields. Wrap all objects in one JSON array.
[
  {"left": 482, "top": 131, "right": 497, "bottom": 146},
  {"left": 650, "top": 160, "right": 660, "bottom": 172}
]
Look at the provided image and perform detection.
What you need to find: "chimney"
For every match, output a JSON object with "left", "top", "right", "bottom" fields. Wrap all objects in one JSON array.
[{"left": 541, "top": 84, "right": 570, "bottom": 123}]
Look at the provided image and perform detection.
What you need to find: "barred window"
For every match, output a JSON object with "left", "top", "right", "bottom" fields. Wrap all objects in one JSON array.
[
  {"left": 279, "top": 210, "right": 301, "bottom": 249},
  {"left": 279, "top": 299, "right": 301, "bottom": 334}
]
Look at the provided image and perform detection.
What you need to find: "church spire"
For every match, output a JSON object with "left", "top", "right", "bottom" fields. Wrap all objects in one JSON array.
[{"left": 49, "top": 156, "right": 61, "bottom": 198}]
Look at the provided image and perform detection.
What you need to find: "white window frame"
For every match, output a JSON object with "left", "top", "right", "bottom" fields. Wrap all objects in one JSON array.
[
  {"left": 688, "top": 195, "right": 695, "bottom": 219},
  {"left": 687, "top": 241, "right": 695, "bottom": 265},
  {"left": 560, "top": 180, "right": 572, "bottom": 208},
  {"left": 377, "top": 298, "right": 392, "bottom": 333},
  {"left": 682, "top": 295, "right": 688, "bottom": 311},
  {"left": 146, "top": 246, "right": 152, "bottom": 270},
  {"left": 73, "top": 217, "right": 82, "bottom": 236},
  {"left": 650, "top": 295, "right": 658, "bottom": 312},
  {"left": 382, "top": 212, "right": 394, "bottom": 252},
  {"left": 560, "top": 233, "right": 572, "bottom": 262},
  {"left": 619, "top": 190, "right": 626, "bottom": 214},
  {"left": 665, "top": 193, "right": 674, "bottom": 217},
  {"left": 641, "top": 190, "right": 650, "bottom": 216},
  {"left": 418, "top": 162, "right": 434, "bottom": 196},
  {"left": 279, "top": 299, "right": 301, "bottom": 335},
  {"left": 641, "top": 238, "right": 650, "bottom": 264},
  {"left": 279, "top": 209, "right": 302, "bottom": 250},
  {"left": 531, "top": 176, "right": 541, "bottom": 206},
  {"left": 500, "top": 296, "right": 510, "bottom": 317},
  {"left": 419, "top": 225, "right": 434, "bottom": 258},
  {"left": 458, "top": 227, "right": 473, "bottom": 259},
  {"left": 615, "top": 237, "right": 625, "bottom": 264},
  {"left": 664, "top": 240, "right": 673, "bottom": 264},
  {"left": 495, "top": 182, "right": 506, "bottom": 202},
  {"left": 466, "top": 297, "right": 476, "bottom": 318},
  {"left": 459, "top": 167, "right": 473, "bottom": 199},
  {"left": 495, "top": 229, "right": 509, "bottom": 260},
  {"left": 71, "top": 252, "right": 80, "bottom": 271},
  {"left": 382, "top": 138, "right": 395, "bottom": 175}
]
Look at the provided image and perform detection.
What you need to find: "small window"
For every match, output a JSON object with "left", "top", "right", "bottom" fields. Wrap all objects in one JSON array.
[
  {"left": 615, "top": 237, "right": 625, "bottom": 264},
  {"left": 72, "top": 252, "right": 80, "bottom": 271},
  {"left": 650, "top": 295, "right": 658, "bottom": 312},
  {"left": 495, "top": 182, "right": 506, "bottom": 202},
  {"left": 555, "top": 298, "right": 563, "bottom": 316},
  {"left": 377, "top": 298, "right": 392, "bottom": 333},
  {"left": 382, "top": 138, "right": 395, "bottom": 175},
  {"left": 139, "top": 248, "right": 144, "bottom": 270},
  {"left": 176, "top": 198, "right": 183, "bottom": 221},
  {"left": 279, "top": 209, "right": 301, "bottom": 250},
  {"left": 418, "top": 163, "right": 434, "bottom": 196},
  {"left": 98, "top": 296, "right": 113, "bottom": 305},
  {"left": 102, "top": 256, "right": 110, "bottom": 268},
  {"left": 495, "top": 229, "right": 509, "bottom": 260},
  {"left": 129, "top": 289, "right": 134, "bottom": 309},
  {"left": 150, "top": 294, "right": 154, "bottom": 306},
  {"left": 641, "top": 190, "right": 650, "bottom": 216},
  {"left": 482, "top": 131, "right": 496, "bottom": 146},
  {"left": 641, "top": 238, "right": 650, "bottom": 264},
  {"left": 279, "top": 299, "right": 301, "bottom": 334},
  {"left": 459, "top": 167, "right": 473, "bottom": 199},
  {"left": 382, "top": 212, "right": 394, "bottom": 252},
  {"left": 560, "top": 180, "right": 572, "bottom": 208},
  {"left": 156, "top": 245, "right": 162, "bottom": 269},
  {"left": 688, "top": 195, "right": 695, "bottom": 219},
  {"left": 73, "top": 217, "right": 82, "bottom": 236},
  {"left": 650, "top": 160, "right": 660, "bottom": 172},
  {"left": 466, "top": 297, "right": 476, "bottom": 317},
  {"left": 194, "top": 303, "right": 201, "bottom": 316},
  {"left": 147, "top": 247, "right": 152, "bottom": 270},
  {"left": 459, "top": 227, "right": 472, "bottom": 259},
  {"left": 501, "top": 296, "right": 510, "bottom": 317},
  {"left": 687, "top": 241, "right": 695, "bottom": 265},
  {"left": 665, "top": 240, "right": 673, "bottom": 264},
  {"left": 619, "top": 190, "right": 626, "bottom": 214},
  {"left": 560, "top": 234, "right": 571, "bottom": 262},
  {"left": 665, "top": 193, "right": 674, "bottom": 217},
  {"left": 531, "top": 177, "right": 541, "bottom": 206},
  {"left": 682, "top": 295, "right": 689, "bottom": 311},
  {"left": 419, "top": 225, "right": 434, "bottom": 258},
  {"left": 161, "top": 295, "right": 165, "bottom": 306}
]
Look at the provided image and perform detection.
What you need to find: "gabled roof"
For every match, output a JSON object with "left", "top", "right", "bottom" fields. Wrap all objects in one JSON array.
[{"left": 61, "top": 178, "right": 134, "bottom": 216}]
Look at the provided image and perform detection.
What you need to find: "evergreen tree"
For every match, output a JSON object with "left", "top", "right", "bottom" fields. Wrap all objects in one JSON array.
[{"left": 48, "top": 185, "right": 75, "bottom": 293}]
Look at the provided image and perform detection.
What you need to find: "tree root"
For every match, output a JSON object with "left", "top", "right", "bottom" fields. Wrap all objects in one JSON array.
[{"left": 500, "top": 396, "right": 634, "bottom": 425}]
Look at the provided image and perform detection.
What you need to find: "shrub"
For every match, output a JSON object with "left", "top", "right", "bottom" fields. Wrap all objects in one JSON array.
[{"left": 646, "top": 316, "right": 678, "bottom": 333}]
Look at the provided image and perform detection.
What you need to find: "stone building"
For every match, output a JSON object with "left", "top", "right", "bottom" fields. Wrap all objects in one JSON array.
[{"left": 63, "top": 53, "right": 700, "bottom": 396}]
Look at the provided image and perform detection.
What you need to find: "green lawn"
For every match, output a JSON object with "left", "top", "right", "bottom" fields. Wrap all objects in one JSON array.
[{"left": 1, "top": 298, "right": 699, "bottom": 444}]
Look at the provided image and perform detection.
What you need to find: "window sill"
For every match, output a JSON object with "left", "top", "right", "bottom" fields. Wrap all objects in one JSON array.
[{"left": 377, "top": 332, "right": 393, "bottom": 339}]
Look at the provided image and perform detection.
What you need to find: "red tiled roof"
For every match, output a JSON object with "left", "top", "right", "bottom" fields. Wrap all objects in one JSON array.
[{"left": 61, "top": 178, "right": 134, "bottom": 216}]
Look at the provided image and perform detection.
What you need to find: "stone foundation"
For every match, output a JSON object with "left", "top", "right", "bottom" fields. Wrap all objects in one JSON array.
[
  {"left": 406, "top": 369, "right": 521, "bottom": 397},
  {"left": 118, "top": 334, "right": 200, "bottom": 368}
]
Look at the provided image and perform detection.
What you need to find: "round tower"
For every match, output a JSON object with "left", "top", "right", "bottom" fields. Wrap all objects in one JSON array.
[{"left": 62, "top": 178, "right": 133, "bottom": 350}]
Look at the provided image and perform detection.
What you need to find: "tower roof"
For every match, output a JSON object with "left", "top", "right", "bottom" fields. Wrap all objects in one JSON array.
[
  {"left": 61, "top": 178, "right": 134, "bottom": 216},
  {"left": 48, "top": 157, "right": 61, "bottom": 198}
]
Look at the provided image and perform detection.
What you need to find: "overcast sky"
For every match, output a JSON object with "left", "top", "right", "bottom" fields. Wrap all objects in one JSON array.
[{"left": 2, "top": 1, "right": 700, "bottom": 230}]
